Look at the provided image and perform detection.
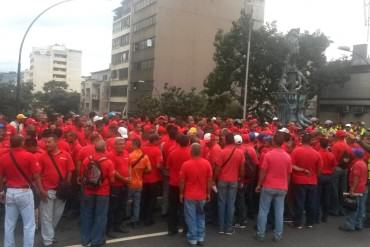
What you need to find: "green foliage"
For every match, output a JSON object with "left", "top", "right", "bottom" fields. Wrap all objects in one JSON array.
[
  {"left": 0, "top": 82, "right": 34, "bottom": 117},
  {"left": 33, "top": 80, "right": 80, "bottom": 115}
]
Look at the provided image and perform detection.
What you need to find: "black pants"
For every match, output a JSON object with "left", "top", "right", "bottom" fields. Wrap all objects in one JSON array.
[
  {"left": 317, "top": 174, "right": 332, "bottom": 221},
  {"left": 107, "top": 185, "right": 128, "bottom": 231},
  {"left": 141, "top": 182, "right": 160, "bottom": 224},
  {"left": 205, "top": 190, "right": 218, "bottom": 225},
  {"left": 168, "top": 185, "right": 187, "bottom": 233},
  {"left": 293, "top": 184, "right": 317, "bottom": 226}
]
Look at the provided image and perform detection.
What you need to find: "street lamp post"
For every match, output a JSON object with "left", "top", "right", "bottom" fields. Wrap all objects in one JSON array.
[{"left": 15, "top": 0, "right": 74, "bottom": 113}]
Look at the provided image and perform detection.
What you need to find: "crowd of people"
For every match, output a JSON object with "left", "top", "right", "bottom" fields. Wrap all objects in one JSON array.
[{"left": 0, "top": 112, "right": 370, "bottom": 247}]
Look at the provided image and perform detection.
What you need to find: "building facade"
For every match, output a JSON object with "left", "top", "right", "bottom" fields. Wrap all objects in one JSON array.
[
  {"left": 80, "top": 69, "right": 111, "bottom": 115},
  {"left": 319, "top": 44, "right": 370, "bottom": 123},
  {"left": 109, "top": 0, "right": 265, "bottom": 115},
  {"left": 0, "top": 72, "right": 17, "bottom": 84},
  {"left": 28, "top": 44, "right": 82, "bottom": 92}
]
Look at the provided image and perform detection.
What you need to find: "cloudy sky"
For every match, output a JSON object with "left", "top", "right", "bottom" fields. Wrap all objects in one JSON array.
[{"left": 0, "top": 0, "right": 367, "bottom": 75}]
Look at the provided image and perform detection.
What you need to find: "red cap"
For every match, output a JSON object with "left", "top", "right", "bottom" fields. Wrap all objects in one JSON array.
[
  {"left": 157, "top": 126, "right": 166, "bottom": 134},
  {"left": 143, "top": 124, "right": 153, "bottom": 133},
  {"left": 336, "top": 130, "right": 347, "bottom": 138}
]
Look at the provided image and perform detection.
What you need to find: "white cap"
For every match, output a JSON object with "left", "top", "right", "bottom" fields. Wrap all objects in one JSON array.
[
  {"left": 310, "top": 117, "right": 318, "bottom": 122},
  {"left": 345, "top": 123, "right": 352, "bottom": 128},
  {"left": 93, "top": 116, "right": 103, "bottom": 122},
  {"left": 204, "top": 133, "right": 212, "bottom": 142},
  {"left": 324, "top": 120, "right": 333, "bottom": 125},
  {"left": 278, "top": 127, "right": 290, "bottom": 134},
  {"left": 118, "top": 127, "right": 128, "bottom": 139},
  {"left": 234, "top": 134, "right": 243, "bottom": 145},
  {"left": 211, "top": 117, "right": 217, "bottom": 121},
  {"left": 272, "top": 117, "right": 279, "bottom": 121}
]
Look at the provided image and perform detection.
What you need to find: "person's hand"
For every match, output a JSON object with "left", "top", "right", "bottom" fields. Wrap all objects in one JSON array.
[
  {"left": 303, "top": 169, "right": 311, "bottom": 176},
  {"left": 179, "top": 194, "right": 184, "bottom": 203},
  {"left": 255, "top": 185, "right": 261, "bottom": 193},
  {"left": 125, "top": 177, "right": 132, "bottom": 185},
  {"left": 239, "top": 183, "right": 244, "bottom": 189},
  {"left": 207, "top": 193, "right": 211, "bottom": 202},
  {"left": 0, "top": 191, "right": 5, "bottom": 204},
  {"left": 349, "top": 189, "right": 355, "bottom": 197},
  {"left": 39, "top": 190, "right": 48, "bottom": 201}
]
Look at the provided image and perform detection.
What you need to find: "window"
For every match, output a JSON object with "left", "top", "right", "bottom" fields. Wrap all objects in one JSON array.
[
  {"left": 54, "top": 61, "right": 66, "bottom": 65},
  {"left": 133, "top": 15, "right": 156, "bottom": 32},
  {"left": 112, "top": 34, "right": 130, "bottom": 49},
  {"left": 112, "top": 51, "right": 129, "bottom": 65},
  {"left": 111, "top": 70, "right": 118, "bottom": 80},
  {"left": 119, "top": 68, "right": 129, "bottom": 80},
  {"left": 134, "top": 38, "right": 155, "bottom": 51},
  {"left": 134, "top": 0, "right": 156, "bottom": 12},
  {"left": 113, "top": 16, "right": 131, "bottom": 33},
  {"left": 110, "top": 85, "right": 128, "bottom": 97},
  {"left": 54, "top": 54, "right": 67, "bottom": 58},
  {"left": 53, "top": 74, "right": 66, "bottom": 78},
  {"left": 53, "top": 67, "right": 66, "bottom": 72},
  {"left": 133, "top": 59, "right": 154, "bottom": 71},
  {"left": 103, "top": 75, "right": 108, "bottom": 81}
]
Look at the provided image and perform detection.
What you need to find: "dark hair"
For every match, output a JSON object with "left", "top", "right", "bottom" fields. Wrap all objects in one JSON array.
[
  {"left": 10, "top": 135, "right": 24, "bottom": 148},
  {"left": 25, "top": 137, "right": 38, "bottom": 147},
  {"left": 132, "top": 138, "right": 141, "bottom": 148},
  {"left": 41, "top": 128, "right": 53, "bottom": 138},
  {"left": 52, "top": 128, "right": 63, "bottom": 138},
  {"left": 177, "top": 134, "right": 189, "bottom": 147},
  {"left": 225, "top": 133, "right": 235, "bottom": 145},
  {"left": 168, "top": 125, "right": 178, "bottom": 140},
  {"left": 320, "top": 138, "right": 329, "bottom": 149},
  {"left": 273, "top": 133, "right": 284, "bottom": 147},
  {"left": 302, "top": 133, "right": 312, "bottom": 145},
  {"left": 149, "top": 134, "right": 160, "bottom": 144},
  {"left": 89, "top": 112, "right": 96, "bottom": 119}
]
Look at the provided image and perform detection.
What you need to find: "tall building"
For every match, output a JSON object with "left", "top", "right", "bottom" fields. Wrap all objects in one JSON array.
[
  {"left": 28, "top": 44, "right": 82, "bottom": 92},
  {"left": 0, "top": 72, "right": 17, "bottom": 84},
  {"left": 110, "top": 0, "right": 265, "bottom": 115},
  {"left": 80, "top": 69, "right": 111, "bottom": 114}
]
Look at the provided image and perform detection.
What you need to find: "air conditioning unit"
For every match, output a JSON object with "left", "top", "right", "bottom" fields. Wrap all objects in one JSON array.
[{"left": 342, "top": 105, "right": 350, "bottom": 113}]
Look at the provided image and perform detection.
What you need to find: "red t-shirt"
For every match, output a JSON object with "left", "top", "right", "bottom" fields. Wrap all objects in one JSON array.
[
  {"left": 58, "top": 139, "right": 72, "bottom": 154},
  {"left": 167, "top": 146, "right": 191, "bottom": 186},
  {"left": 0, "top": 148, "right": 41, "bottom": 188},
  {"left": 80, "top": 153, "right": 115, "bottom": 196},
  {"left": 106, "top": 137, "right": 116, "bottom": 152},
  {"left": 216, "top": 145, "right": 245, "bottom": 182},
  {"left": 142, "top": 144, "right": 163, "bottom": 184},
  {"left": 180, "top": 157, "right": 212, "bottom": 200},
  {"left": 77, "top": 145, "right": 96, "bottom": 163},
  {"left": 107, "top": 150, "right": 129, "bottom": 187},
  {"left": 291, "top": 145, "right": 323, "bottom": 185},
  {"left": 162, "top": 139, "right": 178, "bottom": 167},
  {"left": 69, "top": 141, "right": 82, "bottom": 164},
  {"left": 38, "top": 150, "right": 75, "bottom": 190},
  {"left": 205, "top": 143, "right": 222, "bottom": 167},
  {"left": 318, "top": 148, "right": 337, "bottom": 175},
  {"left": 332, "top": 140, "right": 352, "bottom": 164},
  {"left": 349, "top": 159, "right": 368, "bottom": 193},
  {"left": 261, "top": 148, "right": 292, "bottom": 191}
]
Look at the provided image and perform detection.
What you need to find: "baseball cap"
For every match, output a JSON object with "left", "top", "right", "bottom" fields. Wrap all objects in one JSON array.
[
  {"left": 118, "top": 127, "right": 128, "bottom": 139},
  {"left": 345, "top": 123, "right": 352, "bottom": 128},
  {"left": 93, "top": 116, "right": 103, "bottom": 122},
  {"left": 352, "top": 148, "right": 365, "bottom": 158},
  {"left": 204, "top": 133, "right": 215, "bottom": 142},
  {"left": 234, "top": 134, "right": 243, "bottom": 145},
  {"left": 272, "top": 117, "right": 279, "bottom": 121},
  {"left": 278, "top": 128, "right": 290, "bottom": 134},
  {"left": 0, "top": 123, "right": 5, "bottom": 129},
  {"left": 324, "top": 120, "right": 333, "bottom": 125},
  {"left": 336, "top": 130, "right": 347, "bottom": 138},
  {"left": 16, "top": 114, "right": 27, "bottom": 120},
  {"left": 188, "top": 127, "right": 197, "bottom": 136}
]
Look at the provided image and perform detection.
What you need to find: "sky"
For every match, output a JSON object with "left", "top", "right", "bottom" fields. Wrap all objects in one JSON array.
[{"left": 0, "top": 0, "right": 368, "bottom": 75}]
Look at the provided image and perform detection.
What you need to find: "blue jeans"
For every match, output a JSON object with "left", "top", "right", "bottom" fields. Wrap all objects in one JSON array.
[
  {"left": 4, "top": 188, "right": 35, "bottom": 247},
  {"left": 128, "top": 188, "right": 142, "bottom": 223},
  {"left": 342, "top": 192, "right": 368, "bottom": 230},
  {"left": 184, "top": 200, "right": 206, "bottom": 244},
  {"left": 257, "top": 188, "right": 287, "bottom": 239},
  {"left": 80, "top": 194, "right": 109, "bottom": 246},
  {"left": 217, "top": 181, "right": 238, "bottom": 232}
]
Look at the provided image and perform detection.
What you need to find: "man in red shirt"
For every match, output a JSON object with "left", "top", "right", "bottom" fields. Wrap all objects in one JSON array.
[
  {"left": 0, "top": 135, "right": 46, "bottom": 247},
  {"left": 80, "top": 140, "right": 115, "bottom": 247},
  {"left": 142, "top": 134, "right": 163, "bottom": 226},
  {"left": 255, "top": 133, "right": 292, "bottom": 242},
  {"left": 38, "top": 134, "right": 74, "bottom": 246},
  {"left": 106, "top": 137, "right": 130, "bottom": 237},
  {"left": 180, "top": 143, "right": 212, "bottom": 246},
  {"left": 317, "top": 138, "right": 337, "bottom": 223},
  {"left": 76, "top": 133, "right": 102, "bottom": 180},
  {"left": 339, "top": 148, "right": 368, "bottom": 231},
  {"left": 167, "top": 134, "right": 191, "bottom": 235},
  {"left": 291, "top": 133, "right": 323, "bottom": 228},
  {"left": 214, "top": 133, "right": 245, "bottom": 235}
]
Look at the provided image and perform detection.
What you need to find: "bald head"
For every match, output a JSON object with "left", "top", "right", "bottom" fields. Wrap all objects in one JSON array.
[
  {"left": 191, "top": 143, "right": 202, "bottom": 157},
  {"left": 95, "top": 140, "right": 106, "bottom": 153}
]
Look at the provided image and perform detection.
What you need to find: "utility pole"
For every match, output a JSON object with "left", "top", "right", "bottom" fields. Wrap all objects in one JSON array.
[{"left": 242, "top": 0, "right": 253, "bottom": 119}]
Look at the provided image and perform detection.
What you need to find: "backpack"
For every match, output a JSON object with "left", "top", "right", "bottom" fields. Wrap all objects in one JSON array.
[
  {"left": 244, "top": 150, "right": 257, "bottom": 181},
  {"left": 82, "top": 157, "right": 107, "bottom": 188}
]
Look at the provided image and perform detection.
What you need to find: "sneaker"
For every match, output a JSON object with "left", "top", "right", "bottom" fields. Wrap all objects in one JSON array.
[
  {"left": 218, "top": 231, "right": 225, "bottom": 234},
  {"left": 233, "top": 223, "right": 247, "bottom": 229},
  {"left": 225, "top": 230, "right": 234, "bottom": 236},
  {"left": 296, "top": 225, "right": 304, "bottom": 230},
  {"left": 197, "top": 241, "right": 205, "bottom": 246},
  {"left": 307, "top": 225, "right": 313, "bottom": 229},
  {"left": 254, "top": 234, "right": 265, "bottom": 242},
  {"left": 338, "top": 226, "right": 355, "bottom": 232}
]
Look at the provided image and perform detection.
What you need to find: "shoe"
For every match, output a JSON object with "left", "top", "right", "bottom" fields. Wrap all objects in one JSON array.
[
  {"left": 114, "top": 226, "right": 130, "bottom": 233},
  {"left": 338, "top": 226, "right": 355, "bottom": 232},
  {"left": 129, "top": 222, "right": 139, "bottom": 228},
  {"left": 233, "top": 223, "right": 247, "bottom": 229},
  {"left": 218, "top": 231, "right": 224, "bottom": 234},
  {"left": 307, "top": 225, "right": 313, "bottom": 229},
  {"left": 197, "top": 241, "right": 204, "bottom": 246},
  {"left": 254, "top": 234, "right": 264, "bottom": 242},
  {"left": 272, "top": 236, "right": 282, "bottom": 242},
  {"left": 225, "top": 230, "right": 234, "bottom": 236},
  {"left": 295, "top": 225, "right": 304, "bottom": 230},
  {"left": 188, "top": 240, "right": 197, "bottom": 246}
]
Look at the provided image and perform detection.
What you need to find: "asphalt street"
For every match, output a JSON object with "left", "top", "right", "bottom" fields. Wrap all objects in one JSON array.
[{"left": 2, "top": 211, "right": 370, "bottom": 247}]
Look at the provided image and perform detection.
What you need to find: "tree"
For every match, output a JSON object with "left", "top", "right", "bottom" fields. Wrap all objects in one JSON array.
[
  {"left": 0, "top": 82, "right": 34, "bottom": 117},
  {"left": 33, "top": 80, "right": 80, "bottom": 115}
]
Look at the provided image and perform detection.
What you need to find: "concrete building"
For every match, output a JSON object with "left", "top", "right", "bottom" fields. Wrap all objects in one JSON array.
[
  {"left": 80, "top": 69, "right": 111, "bottom": 114},
  {"left": 319, "top": 44, "right": 370, "bottom": 123},
  {"left": 28, "top": 44, "right": 82, "bottom": 92},
  {"left": 110, "top": 0, "right": 265, "bottom": 115},
  {"left": 0, "top": 72, "right": 17, "bottom": 84}
]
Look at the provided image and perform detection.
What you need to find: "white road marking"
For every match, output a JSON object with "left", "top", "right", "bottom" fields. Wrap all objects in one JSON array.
[{"left": 64, "top": 230, "right": 183, "bottom": 247}]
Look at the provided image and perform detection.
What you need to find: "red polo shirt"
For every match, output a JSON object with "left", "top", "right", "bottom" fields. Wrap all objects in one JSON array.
[
  {"left": 205, "top": 143, "right": 222, "bottom": 167},
  {"left": 261, "top": 148, "right": 292, "bottom": 191},
  {"left": 107, "top": 150, "right": 129, "bottom": 187},
  {"left": 0, "top": 148, "right": 41, "bottom": 188},
  {"left": 332, "top": 140, "right": 352, "bottom": 164},
  {"left": 216, "top": 145, "right": 245, "bottom": 182},
  {"left": 349, "top": 159, "right": 368, "bottom": 193},
  {"left": 142, "top": 144, "right": 163, "bottom": 184},
  {"left": 318, "top": 148, "right": 337, "bottom": 175},
  {"left": 162, "top": 139, "right": 178, "bottom": 167},
  {"left": 58, "top": 139, "right": 71, "bottom": 154},
  {"left": 38, "top": 150, "right": 74, "bottom": 190},
  {"left": 80, "top": 152, "right": 115, "bottom": 196},
  {"left": 291, "top": 145, "right": 323, "bottom": 185},
  {"left": 167, "top": 146, "right": 191, "bottom": 186},
  {"left": 77, "top": 145, "right": 96, "bottom": 163},
  {"left": 180, "top": 157, "right": 212, "bottom": 200}
]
